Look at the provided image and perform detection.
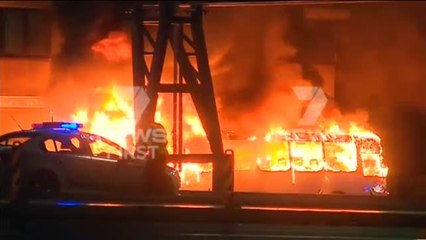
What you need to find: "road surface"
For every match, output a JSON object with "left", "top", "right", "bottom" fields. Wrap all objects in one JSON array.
[{"left": 1, "top": 198, "right": 426, "bottom": 239}]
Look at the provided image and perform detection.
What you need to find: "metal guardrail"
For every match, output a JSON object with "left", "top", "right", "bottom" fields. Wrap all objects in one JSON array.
[
  {"left": 2, "top": 199, "right": 426, "bottom": 228},
  {"left": 137, "top": 1, "right": 385, "bottom": 8},
  {"left": 168, "top": 154, "right": 223, "bottom": 163}
]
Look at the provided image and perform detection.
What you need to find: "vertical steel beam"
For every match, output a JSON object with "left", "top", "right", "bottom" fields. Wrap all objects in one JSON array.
[
  {"left": 174, "top": 25, "right": 184, "bottom": 156},
  {"left": 172, "top": 23, "right": 184, "bottom": 157},
  {"left": 178, "top": 65, "right": 183, "bottom": 155},
  {"left": 189, "top": 6, "right": 226, "bottom": 192},
  {"left": 131, "top": 6, "right": 145, "bottom": 132},
  {"left": 140, "top": 3, "right": 174, "bottom": 126},
  {"left": 190, "top": 6, "right": 224, "bottom": 155},
  {"left": 173, "top": 55, "right": 178, "bottom": 154}
]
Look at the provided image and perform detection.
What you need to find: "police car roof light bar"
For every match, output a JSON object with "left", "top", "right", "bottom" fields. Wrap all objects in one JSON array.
[
  {"left": 60, "top": 123, "right": 82, "bottom": 130},
  {"left": 32, "top": 122, "right": 83, "bottom": 130}
]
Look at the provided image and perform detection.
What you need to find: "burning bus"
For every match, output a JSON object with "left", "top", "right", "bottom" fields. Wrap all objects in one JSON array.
[
  {"left": 69, "top": 85, "right": 389, "bottom": 195},
  {"left": 173, "top": 124, "right": 388, "bottom": 196},
  {"left": 256, "top": 130, "right": 388, "bottom": 195}
]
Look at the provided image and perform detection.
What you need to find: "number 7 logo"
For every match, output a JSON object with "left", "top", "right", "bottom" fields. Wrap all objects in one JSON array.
[{"left": 292, "top": 86, "right": 328, "bottom": 126}]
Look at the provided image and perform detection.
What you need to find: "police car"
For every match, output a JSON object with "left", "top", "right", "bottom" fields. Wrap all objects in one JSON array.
[{"left": 0, "top": 122, "right": 180, "bottom": 198}]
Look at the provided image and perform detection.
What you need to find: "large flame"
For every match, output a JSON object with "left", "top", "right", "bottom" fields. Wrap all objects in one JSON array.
[
  {"left": 72, "top": 86, "right": 135, "bottom": 148},
  {"left": 71, "top": 32, "right": 388, "bottom": 191},
  {"left": 72, "top": 86, "right": 208, "bottom": 188},
  {"left": 72, "top": 85, "right": 388, "bottom": 189}
]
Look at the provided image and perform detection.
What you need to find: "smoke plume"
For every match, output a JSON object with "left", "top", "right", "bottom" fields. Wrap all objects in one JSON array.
[
  {"left": 50, "top": 2, "right": 426, "bottom": 141},
  {"left": 51, "top": 1, "right": 118, "bottom": 86},
  {"left": 204, "top": 6, "right": 328, "bottom": 134}
]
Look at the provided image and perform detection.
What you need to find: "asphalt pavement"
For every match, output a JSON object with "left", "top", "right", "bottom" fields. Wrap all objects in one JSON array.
[
  {"left": 1, "top": 191, "right": 426, "bottom": 239},
  {"left": 1, "top": 198, "right": 426, "bottom": 239},
  {"left": 1, "top": 219, "right": 426, "bottom": 239}
]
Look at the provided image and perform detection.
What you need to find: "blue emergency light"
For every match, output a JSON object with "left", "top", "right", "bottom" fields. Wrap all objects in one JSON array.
[
  {"left": 59, "top": 123, "right": 81, "bottom": 130},
  {"left": 32, "top": 122, "right": 83, "bottom": 130},
  {"left": 56, "top": 200, "right": 83, "bottom": 207}
]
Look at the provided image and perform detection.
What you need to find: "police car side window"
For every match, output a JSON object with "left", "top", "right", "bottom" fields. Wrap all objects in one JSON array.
[
  {"left": 41, "top": 136, "right": 87, "bottom": 155},
  {"left": 4, "top": 137, "right": 31, "bottom": 146},
  {"left": 43, "top": 139, "right": 57, "bottom": 152},
  {"left": 88, "top": 137, "right": 123, "bottom": 159}
]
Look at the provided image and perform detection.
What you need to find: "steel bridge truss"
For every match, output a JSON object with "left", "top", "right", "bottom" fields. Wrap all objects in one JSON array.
[{"left": 128, "top": 2, "right": 232, "bottom": 194}]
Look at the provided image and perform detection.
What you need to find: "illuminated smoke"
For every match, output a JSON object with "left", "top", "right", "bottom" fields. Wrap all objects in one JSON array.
[
  {"left": 50, "top": 2, "right": 426, "bottom": 118},
  {"left": 204, "top": 7, "right": 331, "bottom": 134},
  {"left": 51, "top": 1, "right": 117, "bottom": 86},
  {"left": 328, "top": 2, "right": 426, "bottom": 178},
  {"left": 49, "top": 3, "right": 373, "bottom": 135}
]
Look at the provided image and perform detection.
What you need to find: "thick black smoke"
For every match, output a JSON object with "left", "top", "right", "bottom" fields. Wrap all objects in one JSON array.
[
  {"left": 204, "top": 7, "right": 277, "bottom": 118},
  {"left": 51, "top": 1, "right": 120, "bottom": 85},
  {"left": 285, "top": 8, "right": 324, "bottom": 86},
  {"left": 204, "top": 6, "right": 327, "bottom": 132},
  {"left": 325, "top": 2, "right": 426, "bottom": 197},
  {"left": 205, "top": 3, "right": 426, "bottom": 195}
]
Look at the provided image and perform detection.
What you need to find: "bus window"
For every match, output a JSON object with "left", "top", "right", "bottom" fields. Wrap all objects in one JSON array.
[
  {"left": 357, "top": 137, "right": 382, "bottom": 154},
  {"left": 361, "top": 154, "right": 386, "bottom": 177},
  {"left": 356, "top": 137, "right": 387, "bottom": 177},
  {"left": 257, "top": 141, "right": 291, "bottom": 171},
  {"left": 290, "top": 141, "right": 323, "bottom": 172},
  {"left": 324, "top": 141, "right": 357, "bottom": 172}
]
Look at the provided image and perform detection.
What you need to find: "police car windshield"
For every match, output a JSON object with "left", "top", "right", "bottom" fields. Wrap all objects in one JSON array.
[
  {"left": 0, "top": 132, "right": 37, "bottom": 147},
  {"left": 83, "top": 133, "right": 133, "bottom": 160}
]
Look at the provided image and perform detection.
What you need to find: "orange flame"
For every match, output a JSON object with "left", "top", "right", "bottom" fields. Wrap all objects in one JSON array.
[
  {"left": 72, "top": 86, "right": 210, "bottom": 188},
  {"left": 71, "top": 32, "right": 389, "bottom": 191},
  {"left": 91, "top": 32, "right": 132, "bottom": 62},
  {"left": 184, "top": 115, "right": 206, "bottom": 138},
  {"left": 72, "top": 86, "right": 135, "bottom": 148},
  {"left": 72, "top": 85, "right": 388, "bottom": 188}
]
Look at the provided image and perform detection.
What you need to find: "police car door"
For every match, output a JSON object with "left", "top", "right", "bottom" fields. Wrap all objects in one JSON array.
[
  {"left": 86, "top": 134, "right": 121, "bottom": 191},
  {"left": 114, "top": 156, "right": 145, "bottom": 193},
  {"left": 40, "top": 133, "right": 94, "bottom": 190}
]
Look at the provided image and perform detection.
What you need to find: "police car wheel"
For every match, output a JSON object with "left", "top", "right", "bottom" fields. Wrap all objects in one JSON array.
[{"left": 29, "top": 171, "right": 59, "bottom": 198}]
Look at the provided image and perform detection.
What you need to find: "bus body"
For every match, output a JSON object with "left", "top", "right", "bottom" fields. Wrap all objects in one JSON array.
[{"left": 257, "top": 131, "right": 388, "bottom": 195}]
